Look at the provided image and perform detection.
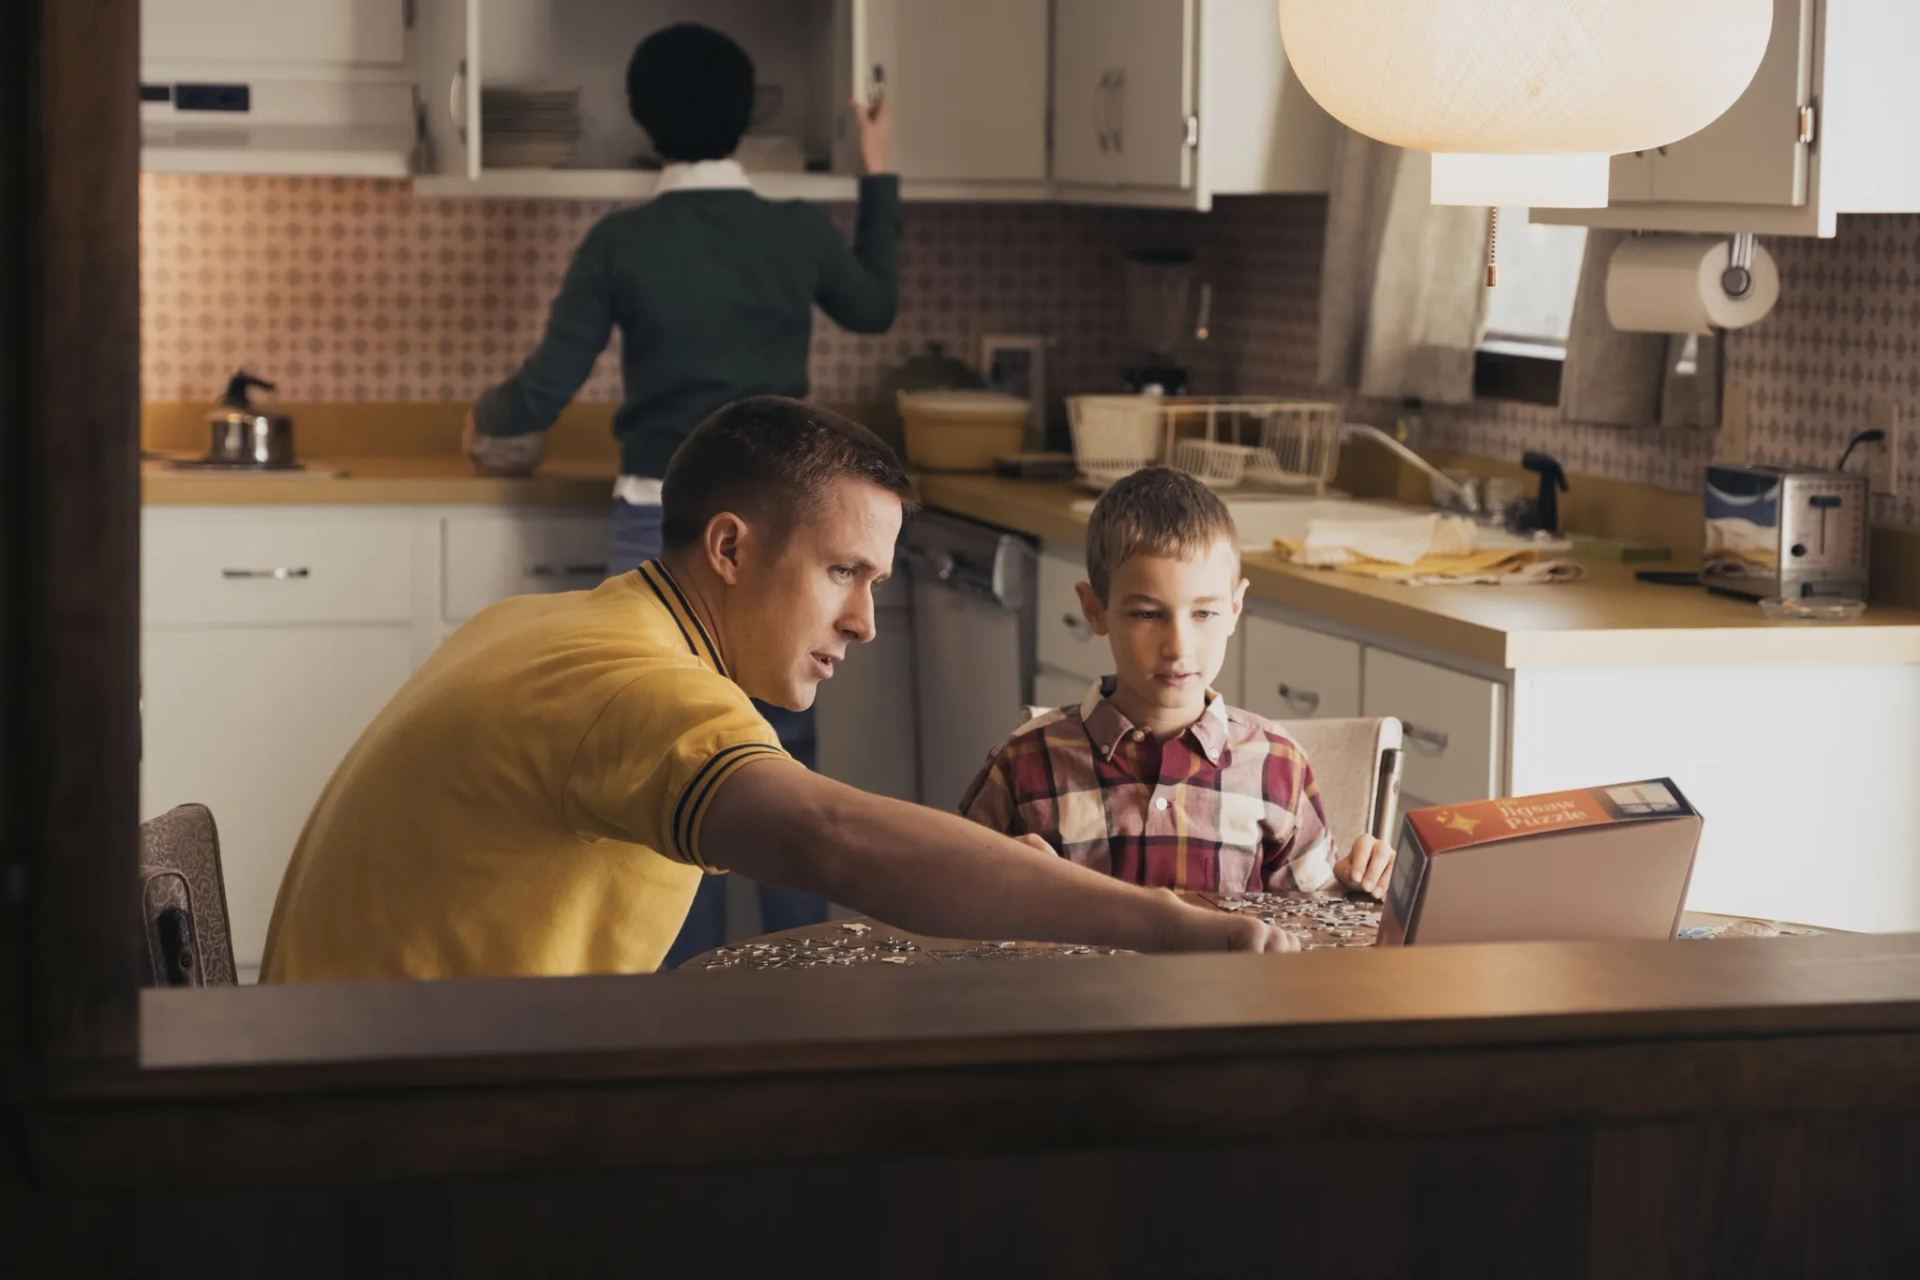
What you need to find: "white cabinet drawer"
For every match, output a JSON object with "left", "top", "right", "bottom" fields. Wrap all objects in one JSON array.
[
  {"left": 443, "top": 514, "right": 612, "bottom": 622},
  {"left": 1239, "top": 613, "right": 1362, "bottom": 721},
  {"left": 143, "top": 509, "right": 415, "bottom": 626},
  {"left": 1362, "top": 650, "right": 1503, "bottom": 804},
  {"left": 1036, "top": 544, "right": 1105, "bottom": 680}
]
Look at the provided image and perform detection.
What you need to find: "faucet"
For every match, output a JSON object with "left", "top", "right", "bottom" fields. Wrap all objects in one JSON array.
[{"left": 1340, "top": 422, "right": 1481, "bottom": 515}]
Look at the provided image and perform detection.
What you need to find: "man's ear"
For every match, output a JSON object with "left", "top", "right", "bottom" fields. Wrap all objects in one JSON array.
[
  {"left": 703, "top": 512, "right": 750, "bottom": 585},
  {"left": 1074, "top": 581, "right": 1110, "bottom": 637}
]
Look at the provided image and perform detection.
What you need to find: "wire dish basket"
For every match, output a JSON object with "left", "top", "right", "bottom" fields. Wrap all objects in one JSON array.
[{"left": 1067, "top": 396, "right": 1344, "bottom": 492}]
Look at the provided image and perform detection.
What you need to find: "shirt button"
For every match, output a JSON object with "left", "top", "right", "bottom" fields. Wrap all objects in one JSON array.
[
  {"left": 1154, "top": 797, "right": 1170, "bottom": 811},
  {"left": 1132, "top": 730, "right": 1145, "bottom": 742}
]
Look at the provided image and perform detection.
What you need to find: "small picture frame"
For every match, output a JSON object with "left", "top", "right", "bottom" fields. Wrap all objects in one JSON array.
[{"left": 979, "top": 332, "right": 1049, "bottom": 450}]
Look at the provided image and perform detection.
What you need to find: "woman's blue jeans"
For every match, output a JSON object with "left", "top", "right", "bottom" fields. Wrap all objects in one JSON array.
[{"left": 608, "top": 498, "right": 829, "bottom": 968}]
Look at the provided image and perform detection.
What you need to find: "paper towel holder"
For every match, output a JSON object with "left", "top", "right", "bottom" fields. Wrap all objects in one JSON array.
[{"left": 1721, "top": 232, "right": 1758, "bottom": 301}]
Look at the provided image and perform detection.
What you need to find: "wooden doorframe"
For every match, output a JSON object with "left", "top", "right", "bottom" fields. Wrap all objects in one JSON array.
[{"left": 0, "top": 0, "right": 143, "bottom": 1068}]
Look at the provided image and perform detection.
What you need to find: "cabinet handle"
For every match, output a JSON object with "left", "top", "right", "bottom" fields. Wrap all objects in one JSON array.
[
  {"left": 526, "top": 562, "right": 608, "bottom": 579},
  {"left": 1061, "top": 612, "right": 1093, "bottom": 641},
  {"left": 449, "top": 58, "right": 467, "bottom": 146},
  {"left": 1277, "top": 683, "right": 1320, "bottom": 715},
  {"left": 1094, "top": 71, "right": 1111, "bottom": 152},
  {"left": 1403, "top": 722, "right": 1451, "bottom": 753},
  {"left": 1111, "top": 69, "right": 1125, "bottom": 154},
  {"left": 221, "top": 567, "right": 309, "bottom": 580}
]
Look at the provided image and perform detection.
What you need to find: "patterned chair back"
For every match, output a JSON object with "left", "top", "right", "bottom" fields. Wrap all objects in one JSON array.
[{"left": 137, "top": 804, "right": 238, "bottom": 987}]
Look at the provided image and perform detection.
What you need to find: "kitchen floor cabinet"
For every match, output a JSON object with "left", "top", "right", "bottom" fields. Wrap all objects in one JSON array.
[
  {"left": 413, "top": 0, "right": 1050, "bottom": 200},
  {"left": 141, "top": 625, "right": 416, "bottom": 984},
  {"left": 1537, "top": 0, "right": 1920, "bottom": 237},
  {"left": 142, "top": 504, "right": 611, "bottom": 981}
]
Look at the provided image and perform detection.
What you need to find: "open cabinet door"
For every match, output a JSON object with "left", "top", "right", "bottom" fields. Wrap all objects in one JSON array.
[
  {"left": 416, "top": 0, "right": 481, "bottom": 183},
  {"left": 867, "top": 0, "right": 1049, "bottom": 186},
  {"left": 1645, "top": 0, "right": 1815, "bottom": 207}
]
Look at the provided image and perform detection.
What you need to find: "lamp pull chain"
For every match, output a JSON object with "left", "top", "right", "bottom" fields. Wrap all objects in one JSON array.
[{"left": 1485, "top": 207, "right": 1500, "bottom": 288}]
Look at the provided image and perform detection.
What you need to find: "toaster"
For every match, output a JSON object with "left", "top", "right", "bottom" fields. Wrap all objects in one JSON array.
[{"left": 1702, "top": 465, "right": 1869, "bottom": 601}]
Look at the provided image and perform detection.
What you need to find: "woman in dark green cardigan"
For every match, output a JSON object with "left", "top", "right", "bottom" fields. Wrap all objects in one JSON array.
[{"left": 467, "top": 23, "right": 899, "bottom": 963}]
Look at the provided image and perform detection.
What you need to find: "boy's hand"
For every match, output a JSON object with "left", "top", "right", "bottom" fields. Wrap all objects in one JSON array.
[
  {"left": 1333, "top": 834, "right": 1396, "bottom": 899},
  {"left": 851, "top": 90, "right": 891, "bottom": 175}
]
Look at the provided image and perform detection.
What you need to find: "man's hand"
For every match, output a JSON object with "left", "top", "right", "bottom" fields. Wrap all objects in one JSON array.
[
  {"left": 852, "top": 89, "right": 891, "bottom": 176},
  {"left": 1333, "top": 834, "right": 1396, "bottom": 899},
  {"left": 463, "top": 410, "right": 546, "bottom": 478},
  {"left": 1159, "top": 896, "right": 1301, "bottom": 953}
]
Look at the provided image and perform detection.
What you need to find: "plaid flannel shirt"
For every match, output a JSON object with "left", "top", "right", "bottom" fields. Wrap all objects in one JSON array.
[{"left": 959, "top": 678, "right": 1338, "bottom": 894}]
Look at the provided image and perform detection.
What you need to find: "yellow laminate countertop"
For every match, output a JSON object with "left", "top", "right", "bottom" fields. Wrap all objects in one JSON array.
[
  {"left": 141, "top": 454, "right": 617, "bottom": 508},
  {"left": 915, "top": 473, "right": 1920, "bottom": 671}
]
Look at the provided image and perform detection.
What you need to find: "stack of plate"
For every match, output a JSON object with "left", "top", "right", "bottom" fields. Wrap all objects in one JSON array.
[{"left": 481, "top": 87, "right": 580, "bottom": 169}]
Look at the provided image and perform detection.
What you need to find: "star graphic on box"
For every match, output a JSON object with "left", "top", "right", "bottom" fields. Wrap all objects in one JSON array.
[{"left": 1438, "top": 811, "right": 1480, "bottom": 835}]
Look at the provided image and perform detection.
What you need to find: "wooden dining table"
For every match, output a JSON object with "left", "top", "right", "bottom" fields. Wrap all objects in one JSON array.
[{"left": 679, "top": 891, "right": 1826, "bottom": 973}]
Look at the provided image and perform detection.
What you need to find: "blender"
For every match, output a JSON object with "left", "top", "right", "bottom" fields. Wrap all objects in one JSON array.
[{"left": 1124, "top": 247, "right": 1209, "bottom": 394}]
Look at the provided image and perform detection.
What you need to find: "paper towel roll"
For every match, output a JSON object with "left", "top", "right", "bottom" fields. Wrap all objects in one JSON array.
[{"left": 1605, "top": 234, "right": 1779, "bottom": 334}]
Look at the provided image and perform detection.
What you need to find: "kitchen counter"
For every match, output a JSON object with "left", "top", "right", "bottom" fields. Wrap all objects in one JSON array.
[
  {"left": 916, "top": 473, "right": 1920, "bottom": 670},
  {"left": 140, "top": 453, "right": 617, "bottom": 508}
]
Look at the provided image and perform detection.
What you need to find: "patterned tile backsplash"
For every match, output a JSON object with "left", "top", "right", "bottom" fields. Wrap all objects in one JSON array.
[{"left": 140, "top": 176, "right": 1920, "bottom": 530}]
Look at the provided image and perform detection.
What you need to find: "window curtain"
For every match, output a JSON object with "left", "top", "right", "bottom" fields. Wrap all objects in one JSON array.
[
  {"left": 1317, "top": 134, "right": 1490, "bottom": 406},
  {"left": 1560, "top": 229, "right": 1721, "bottom": 429}
]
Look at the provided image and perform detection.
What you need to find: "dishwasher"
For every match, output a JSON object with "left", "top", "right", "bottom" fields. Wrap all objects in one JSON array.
[{"left": 903, "top": 511, "right": 1036, "bottom": 814}]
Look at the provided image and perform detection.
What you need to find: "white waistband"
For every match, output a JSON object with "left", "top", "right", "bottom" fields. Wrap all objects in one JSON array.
[{"left": 614, "top": 475, "right": 665, "bottom": 506}]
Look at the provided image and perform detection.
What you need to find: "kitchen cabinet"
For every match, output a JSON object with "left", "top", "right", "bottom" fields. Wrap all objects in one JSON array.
[
  {"left": 144, "top": 0, "right": 410, "bottom": 67},
  {"left": 413, "top": 0, "right": 1050, "bottom": 200},
  {"left": 1361, "top": 650, "right": 1503, "bottom": 808},
  {"left": 1239, "top": 609, "right": 1362, "bottom": 722},
  {"left": 141, "top": 625, "right": 416, "bottom": 984},
  {"left": 442, "top": 512, "right": 611, "bottom": 625},
  {"left": 1052, "top": 0, "right": 1338, "bottom": 209},
  {"left": 1536, "top": 0, "right": 1920, "bottom": 237},
  {"left": 140, "top": 0, "right": 419, "bottom": 177},
  {"left": 142, "top": 503, "right": 610, "bottom": 981}
]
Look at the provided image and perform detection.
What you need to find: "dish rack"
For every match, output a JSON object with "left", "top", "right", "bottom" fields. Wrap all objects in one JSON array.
[{"left": 1067, "top": 396, "right": 1344, "bottom": 492}]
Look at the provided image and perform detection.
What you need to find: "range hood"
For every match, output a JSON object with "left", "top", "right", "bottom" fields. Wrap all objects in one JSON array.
[{"left": 140, "top": 79, "right": 419, "bottom": 178}]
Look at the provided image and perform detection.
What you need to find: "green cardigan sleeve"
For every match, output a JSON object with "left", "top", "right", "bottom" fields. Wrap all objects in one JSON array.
[
  {"left": 813, "top": 174, "right": 900, "bottom": 336},
  {"left": 473, "top": 217, "right": 616, "bottom": 438}
]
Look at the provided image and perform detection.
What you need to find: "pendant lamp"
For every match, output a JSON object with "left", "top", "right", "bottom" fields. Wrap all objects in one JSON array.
[{"left": 1276, "top": 0, "right": 1774, "bottom": 207}]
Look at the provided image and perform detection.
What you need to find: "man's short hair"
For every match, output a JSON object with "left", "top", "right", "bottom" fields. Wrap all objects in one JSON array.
[
  {"left": 1084, "top": 466, "right": 1239, "bottom": 602},
  {"left": 661, "top": 397, "right": 917, "bottom": 552},
  {"left": 626, "top": 24, "right": 754, "bottom": 163}
]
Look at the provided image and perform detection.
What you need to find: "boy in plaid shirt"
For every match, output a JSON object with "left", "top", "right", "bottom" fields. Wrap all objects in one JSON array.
[{"left": 961, "top": 467, "right": 1396, "bottom": 897}]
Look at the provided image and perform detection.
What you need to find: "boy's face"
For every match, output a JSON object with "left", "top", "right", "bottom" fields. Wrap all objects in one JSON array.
[{"left": 1076, "top": 538, "right": 1247, "bottom": 725}]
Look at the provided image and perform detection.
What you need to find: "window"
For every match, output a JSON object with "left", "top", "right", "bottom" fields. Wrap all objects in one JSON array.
[{"left": 1474, "top": 208, "right": 1588, "bottom": 405}]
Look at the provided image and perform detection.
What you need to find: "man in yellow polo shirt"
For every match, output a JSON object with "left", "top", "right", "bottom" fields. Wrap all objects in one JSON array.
[{"left": 262, "top": 397, "right": 1291, "bottom": 981}]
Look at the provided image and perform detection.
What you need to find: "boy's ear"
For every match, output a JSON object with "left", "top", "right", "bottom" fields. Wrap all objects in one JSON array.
[
  {"left": 1232, "top": 576, "right": 1249, "bottom": 621},
  {"left": 1074, "top": 581, "right": 1110, "bottom": 637}
]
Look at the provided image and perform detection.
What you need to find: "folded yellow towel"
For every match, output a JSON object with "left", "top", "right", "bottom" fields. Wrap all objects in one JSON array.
[{"left": 1276, "top": 540, "right": 1586, "bottom": 586}]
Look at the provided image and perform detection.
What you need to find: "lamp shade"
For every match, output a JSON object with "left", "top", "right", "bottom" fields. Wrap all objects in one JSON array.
[{"left": 1277, "top": 0, "right": 1774, "bottom": 206}]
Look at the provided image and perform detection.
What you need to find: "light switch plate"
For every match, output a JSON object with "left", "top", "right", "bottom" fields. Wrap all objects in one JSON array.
[{"left": 1870, "top": 398, "right": 1903, "bottom": 498}]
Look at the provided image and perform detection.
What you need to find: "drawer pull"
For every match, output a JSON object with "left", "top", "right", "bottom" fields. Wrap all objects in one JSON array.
[
  {"left": 526, "top": 562, "right": 608, "bottom": 579},
  {"left": 1277, "top": 683, "right": 1321, "bottom": 715},
  {"left": 1403, "top": 722, "right": 1451, "bottom": 753},
  {"left": 221, "top": 567, "right": 309, "bottom": 581},
  {"left": 1061, "top": 612, "right": 1093, "bottom": 640}
]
